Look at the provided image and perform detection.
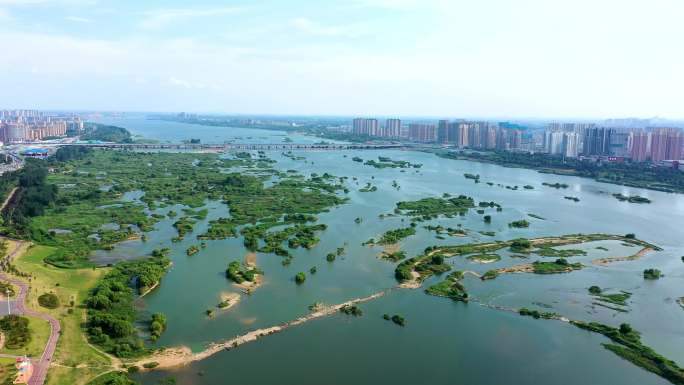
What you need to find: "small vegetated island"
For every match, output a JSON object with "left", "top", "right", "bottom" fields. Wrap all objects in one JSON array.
[
  {"left": 394, "top": 194, "right": 481, "bottom": 221},
  {"left": 364, "top": 227, "right": 416, "bottom": 246},
  {"left": 226, "top": 261, "right": 262, "bottom": 285},
  {"left": 464, "top": 173, "right": 480, "bottom": 182},
  {"left": 508, "top": 219, "right": 530, "bottom": 228},
  {"left": 395, "top": 233, "right": 659, "bottom": 286},
  {"left": 613, "top": 193, "right": 652, "bottom": 204},
  {"left": 542, "top": 182, "right": 569, "bottom": 189},
  {"left": 359, "top": 182, "right": 378, "bottom": 192},
  {"left": 361, "top": 156, "right": 422, "bottom": 169},
  {"left": 588, "top": 286, "right": 632, "bottom": 313},
  {"left": 425, "top": 271, "right": 468, "bottom": 302},
  {"left": 424, "top": 224, "right": 467, "bottom": 237},
  {"left": 643, "top": 268, "right": 663, "bottom": 280}
]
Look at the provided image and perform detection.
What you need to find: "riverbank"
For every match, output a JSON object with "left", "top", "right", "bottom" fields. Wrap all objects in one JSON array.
[{"left": 433, "top": 149, "right": 684, "bottom": 194}]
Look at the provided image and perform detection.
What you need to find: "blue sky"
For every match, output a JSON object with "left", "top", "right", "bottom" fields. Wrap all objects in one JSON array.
[{"left": 0, "top": 0, "right": 682, "bottom": 118}]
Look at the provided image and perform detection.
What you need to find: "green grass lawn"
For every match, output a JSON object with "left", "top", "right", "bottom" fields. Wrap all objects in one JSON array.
[
  {"left": 13, "top": 244, "right": 114, "bottom": 385},
  {"left": 0, "top": 315, "right": 51, "bottom": 358}
]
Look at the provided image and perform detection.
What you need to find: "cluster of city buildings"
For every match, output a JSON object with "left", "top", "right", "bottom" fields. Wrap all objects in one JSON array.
[
  {"left": 351, "top": 117, "right": 684, "bottom": 163},
  {"left": 542, "top": 123, "right": 683, "bottom": 162},
  {"left": 0, "top": 110, "right": 83, "bottom": 143},
  {"left": 352, "top": 118, "right": 524, "bottom": 151}
]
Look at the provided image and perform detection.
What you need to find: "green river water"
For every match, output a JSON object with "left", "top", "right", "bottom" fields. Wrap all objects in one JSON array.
[{"left": 94, "top": 116, "right": 683, "bottom": 385}]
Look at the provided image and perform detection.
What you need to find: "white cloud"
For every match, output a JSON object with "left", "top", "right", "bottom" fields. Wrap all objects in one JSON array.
[
  {"left": 290, "top": 17, "right": 364, "bottom": 38},
  {"left": 139, "top": 7, "right": 243, "bottom": 30},
  {"left": 0, "top": 0, "right": 97, "bottom": 6},
  {"left": 65, "top": 15, "right": 91, "bottom": 23}
]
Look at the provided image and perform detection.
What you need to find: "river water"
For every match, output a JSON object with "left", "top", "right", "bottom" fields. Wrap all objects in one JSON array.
[{"left": 94, "top": 116, "right": 683, "bottom": 385}]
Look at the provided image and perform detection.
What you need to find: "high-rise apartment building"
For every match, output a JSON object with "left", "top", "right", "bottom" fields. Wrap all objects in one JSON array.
[
  {"left": 352, "top": 118, "right": 379, "bottom": 136},
  {"left": 544, "top": 131, "right": 565, "bottom": 155},
  {"left": 383, "top": 119, "right": 402, "bottom": 138},
  {"left": 630, "top": 132, "right": 650, "bottom": 162},
  {"left": 562, "top": 132, "right": 579, "bottom": 157},
  {"left": 650, "top": 128, "right": 683, "bottom": 162},
  {"left": 408, "top": 123, "right": 436, "bottom": 142},
  {"left": 0, "top": 110, "right": 71, "bottom": 142},
  {"left": 437, "top": 120, "right": 449, "bottom": 144},
  {"left": 608, "top": 131, "right": 630, "bottom": 157},
  {"left": 582, "top": 127, "right": 612, "bottom": 156},
  {"left": 457, "top": 123, "right": 469, "bottom": 147}
]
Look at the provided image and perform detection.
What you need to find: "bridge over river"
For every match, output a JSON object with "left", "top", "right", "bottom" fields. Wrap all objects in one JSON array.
[{"left": 37, "top": 142, "right": 408, "bottom": 151}]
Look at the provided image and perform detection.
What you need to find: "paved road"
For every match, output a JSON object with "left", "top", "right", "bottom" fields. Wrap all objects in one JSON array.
[{"left": 0, "top": 241, "right": 60, "bottom": 385}]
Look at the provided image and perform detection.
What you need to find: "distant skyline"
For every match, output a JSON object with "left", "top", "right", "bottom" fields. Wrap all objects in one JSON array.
[{"left": 1, "top": 0, "right": 683, "bottom": 119}]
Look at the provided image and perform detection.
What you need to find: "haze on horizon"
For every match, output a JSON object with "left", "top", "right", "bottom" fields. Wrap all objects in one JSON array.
[{"left": 0, "top": 0, "right": 682, "bottom": 119}]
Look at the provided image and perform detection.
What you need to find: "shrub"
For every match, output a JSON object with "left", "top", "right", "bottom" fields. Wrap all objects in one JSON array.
[
  {"left": 588, "top": 286, "right": 602, "bottom": 295},
  {"left": 38, "top": 293, "right": 60, "bottom": 309},
  {"left": 643, "top": 268, "right": 662, "bottom": 280},
  {"left": 391, "top": 314, "right": 406, "bottom": 326}
]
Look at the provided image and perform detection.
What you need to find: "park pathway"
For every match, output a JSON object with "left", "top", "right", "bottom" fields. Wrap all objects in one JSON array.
[
  {"left": 0, "top": 240, "right": 60, "bottom": 385},
  {"left": 0, "top": 187, "right": 17, "bottom": 212}
]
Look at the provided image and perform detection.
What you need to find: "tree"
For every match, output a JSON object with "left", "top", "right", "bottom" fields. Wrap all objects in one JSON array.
[
  {"left": 619, "top": 323, "right": 632, "bottom": 334},
  {"left": 483, "top": 215, "right": 491, "bottom": 223},
  {"left": 295, "top": 272, "right": 306, "bottom": 284},
  {"left": 643, "top": 268, "right": 662, "bottom": 279},
  {"left": 588, "top": 286, "right": 602, "bottom": 295},
  {"left": 431, "top": 255, "right": 444, "bottom": 265}
]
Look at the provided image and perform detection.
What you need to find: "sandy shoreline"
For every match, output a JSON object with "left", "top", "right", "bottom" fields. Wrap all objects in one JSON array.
[
  {"left": 218, "top": 292, "right": 241, "bottom": 310},
  {"left": 133, "top": 290, "right": 388, "bottom": 370},
  {"left": 398, "top": 271, "right": 421, "bottom": 289},
  {"left": 592, "top": 247, "right": 653, "bottom": 266},
  {"left": 233, "top": 275, "right": 263, "bottom": 294},
  {"left": 244, "top": 252, "right": 257, "bottom": 267}
]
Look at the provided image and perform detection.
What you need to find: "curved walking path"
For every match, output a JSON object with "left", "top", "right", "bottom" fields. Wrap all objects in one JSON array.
[
  {"left": 0, "top": 240, "right": 60, "bottom": 385},
  {"left": 0, "top": 187, "right": 17, "bottom": 213}
]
